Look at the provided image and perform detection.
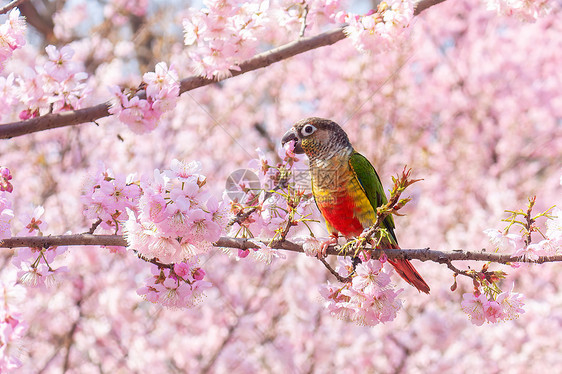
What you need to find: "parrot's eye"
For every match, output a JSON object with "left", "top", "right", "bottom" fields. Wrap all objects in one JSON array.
[{"left": 301, "top": 124, "right": 317, "bottom": 136}]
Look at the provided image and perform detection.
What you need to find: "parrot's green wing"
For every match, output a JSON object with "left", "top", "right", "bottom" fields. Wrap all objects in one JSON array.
[{"left": 348, "top": 152, "right": 398, "bottom": 244}]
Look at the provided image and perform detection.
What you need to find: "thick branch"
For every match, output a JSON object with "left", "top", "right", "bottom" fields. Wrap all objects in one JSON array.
[
  {"left": 0, "top": 103, "right": 111, "bottom": 139},
  {"left": 0, "top": 0, "right": 449, "bottom": 139},
  {"left": 18, "top": 1, "right": 54, "bottom": 41},
  {"left": 0, "top": 0, "right": 28, "bottom": 15},
  {"left": 179, "top": 27, "right": 347, "bottom": 93},
  {"left": 0, "top": 28, "right": 345, "bottom": 139},
  {"left": 1, "top": 234, "right": 560, "bottom": 265},
  {"left": 0, "top": 234, "right": 127, "bottom": 248},
  {"left": 414, "top": 0, "right": 448, "bottom": 15}
]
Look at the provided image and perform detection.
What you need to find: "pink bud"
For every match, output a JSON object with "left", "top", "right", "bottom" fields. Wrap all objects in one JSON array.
[{"left": 192, "top": 268, "right": 205, "bottom": 281}]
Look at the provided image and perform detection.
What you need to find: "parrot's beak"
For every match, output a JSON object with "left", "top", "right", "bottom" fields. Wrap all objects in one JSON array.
[{"left": 281, "top": 128, "right": 305, "bottom": 154}]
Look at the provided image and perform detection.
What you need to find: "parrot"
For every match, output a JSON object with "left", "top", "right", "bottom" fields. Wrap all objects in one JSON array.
[{"left": 281, "top": 117, "right": 430, "bottom": 294}]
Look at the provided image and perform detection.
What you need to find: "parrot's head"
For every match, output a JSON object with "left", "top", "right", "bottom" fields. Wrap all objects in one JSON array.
[{"left": 281, "top": 117, "right": 352, "bottom": 160}]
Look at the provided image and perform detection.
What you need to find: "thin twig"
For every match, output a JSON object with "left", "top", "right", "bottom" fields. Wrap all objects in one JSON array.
[
  {"left": 84, "top": 218, "right": 102, "bottom": 234},
  {"left": 524, "top": 197, "right": 536, "bottom": 246},
  {"left": 440, "top": 258, "right": 474, "bottom": 280},
  {"left": 319, "top": 257, "right": 350, "bottom": 283},
  {"left": 299, "top": 4, "right": 310, "bottom": 38}
]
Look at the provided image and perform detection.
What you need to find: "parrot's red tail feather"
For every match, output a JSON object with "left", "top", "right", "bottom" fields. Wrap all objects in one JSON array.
[{"left": 387, "top": 258, "right": 430, "bottom": 294}]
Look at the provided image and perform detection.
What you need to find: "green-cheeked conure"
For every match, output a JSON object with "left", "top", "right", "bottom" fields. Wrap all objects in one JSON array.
[{"left": 282, "top": 117, "right": 430, "bottom": 294}]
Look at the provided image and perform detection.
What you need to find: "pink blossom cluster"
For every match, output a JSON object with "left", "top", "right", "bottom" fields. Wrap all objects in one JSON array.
[
  {"left": 483, "top": 0, "right": 552, "bottom": 21},
  {"left": 109, "top": 62, "right": 180, "bottom": 133},
  {"left": 125, "top": 159, "right": 225, "bottom": 264},
  {"left": 342, "top": 0, "right": 415, "bottom": 53},
  {"left": 11, "top": 206, "right": 68, "bottom": 288},
  {"left": 17, "top": 45, "right": 90, "bottom": 119},
  {"left": 319, "top": 258, "right": 403, "bottom": 326},
  {"left": 305, "top": 0, "right": 346, "bottom": 21},
  {"left": 0, "top": 9, "right": 26, "bottom": 71},
  {"left": 484, "top": 209, "right": 562, "bottom": 261},
  {"left": 182, "top": 0, "right": 348, "bottom": 79},
  {"left": 461, "top": 288, "right": 525, "bottom": 325},
  {"left": 12, "top": 245, "right": 68, "bottom": 289},
  {"left": 81, "top": 167, "right": 141, "bottom": 233},
  {"left": 183, "top": 0, "right": 270, "bottom": 79},
  {"left": 0, "top": 167, "right": 13, "bottom": 193},
  {"left": 0, "top": 276, "right": 27, "bottom": 371},
  {"left": 137, "top": 261, "right": 211, "bottom": 309}
]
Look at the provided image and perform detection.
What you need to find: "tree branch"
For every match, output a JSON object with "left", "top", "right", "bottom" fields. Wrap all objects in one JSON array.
[
  {"left": 0, "top": 0, "right": 449, "bottom": 139},
  {"left": 18, "top": 1, "right": 54, "bottom": 41},
  {"left": 0, "top": 28, "right": 345, "bottom": 139},
  {"left": 1, "top": 234, "right": 560, "bottom": 265},
  {"left": 0, "top": 103, "right": 111, "bottom": 139},
  {"left": 414, "top": 0, "right": 448, "bottom": 15},
  {"left": 0, "top": 0, "right": 28, "bottom": 15}
]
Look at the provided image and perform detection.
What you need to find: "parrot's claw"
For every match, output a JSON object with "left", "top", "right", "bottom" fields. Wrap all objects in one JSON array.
[{"left": 318, "top": 234, "right": 338, "bottom": 258}]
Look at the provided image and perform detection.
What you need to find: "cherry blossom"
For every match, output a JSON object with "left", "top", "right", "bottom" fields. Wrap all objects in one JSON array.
[
  {"left": 319, "top": 258, "right": 404, "bottom": 326},
  {"left": 484, "top": 228, "right": 525, "bottom": 252},
  {"left": 44, "top": 45, "right": 79, "bottom": 81},
  {"left": 183, "top": 0, "right": 269, "bottom": 79},
  {"left": 137, "top": 261, "right": 211, "bottom": 308},
  {"left": 81, "top": 167, "right": 141, "bottom": 232},
  {"left": 343, "top": 0, "right": 415, "bottom": 53},
  {"left": 299, "top": 236, "right": 323, "bottom": 257},
  {"left": 462, "top": 287, "right": 525, "bottom": 326},
  {"left": 125, "top": 159, "right": 224, "bottom": 264},
  {"left": 9, "top": 204, "right": 68, "bottom": 289},
  {"left": 0, "top": 9, "right": 26, "bottom": 71},
  {"left": 108, "top": 62, "right": 179, "bottom": 133},
  {"left": 13, "top": 44, "right": 90, "bottom": 118},
  {"left": 461, "top": 292, "right": 488, "bottom": 326},
  {"left": 512, "top": 242, "right": 541, "bottom": 261},
  {"left": 0, "top": 167, "right": 13, "bottom": 193}
]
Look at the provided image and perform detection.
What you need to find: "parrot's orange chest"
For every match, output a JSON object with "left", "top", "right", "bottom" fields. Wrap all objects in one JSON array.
[
  {"left": 310, "top": 152, "right": 375, "bottom": 238},
  {"left": 316, "top": 192, "right": 364, "bottom": 237}
]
